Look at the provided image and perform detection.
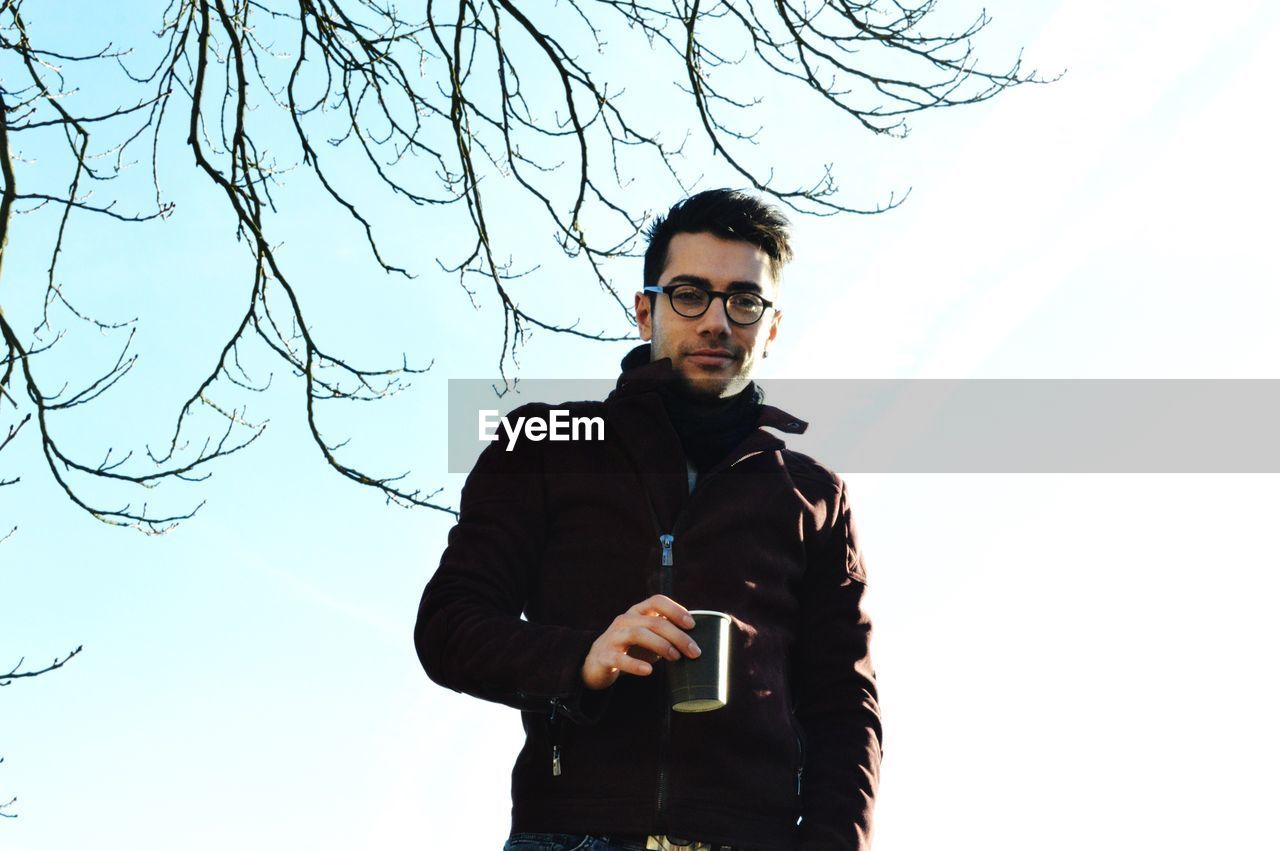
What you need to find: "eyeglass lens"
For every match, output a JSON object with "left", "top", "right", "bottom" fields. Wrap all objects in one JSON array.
[{"left": 670, "top": 285, "right": 764, "bottom": 324}]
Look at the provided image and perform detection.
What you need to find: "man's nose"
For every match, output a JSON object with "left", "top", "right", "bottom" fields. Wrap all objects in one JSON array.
[{"left": 694, "top": 296, "right": 733, "bottom": 336}]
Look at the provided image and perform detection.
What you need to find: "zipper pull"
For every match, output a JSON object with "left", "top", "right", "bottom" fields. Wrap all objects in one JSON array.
[
  {"left": 548, "top": 699, "right": 562, "bottom": 777},
  {"left": 660, "top": 534, "right": 674, "bottom": 566},
  {"left": 795, "top": 727, "right": 805, "bottom": 796}
]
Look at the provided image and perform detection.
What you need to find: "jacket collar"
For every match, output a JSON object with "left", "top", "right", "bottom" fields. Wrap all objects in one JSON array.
[{"left": 604, "top": 344, "right": 806, "bottom": 529}]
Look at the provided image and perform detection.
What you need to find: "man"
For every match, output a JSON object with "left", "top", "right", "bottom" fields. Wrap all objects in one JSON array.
[{"left": 415, "top": 189, "right": 881, "bottom": 851}]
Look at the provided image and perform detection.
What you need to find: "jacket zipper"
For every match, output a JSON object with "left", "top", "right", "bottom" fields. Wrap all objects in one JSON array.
[
  {"left": 539, "top": 438, "right": 765, "bottom": 779},
  {"left": 655, "top": 533, "right": 675, "bottom": 830},
  {"left": 549, "top": 697, "right": 563, "bottom": 776},
  {"left": 603, "top": 440, "right": 764, "bottom": 825}
]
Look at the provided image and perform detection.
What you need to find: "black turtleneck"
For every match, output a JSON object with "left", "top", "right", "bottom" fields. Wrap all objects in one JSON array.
[{"left": 619, "top": 344, "right": 764, "bottom": 472}]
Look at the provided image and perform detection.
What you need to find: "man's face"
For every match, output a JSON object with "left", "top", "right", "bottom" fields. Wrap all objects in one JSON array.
[{"left": 634, "top": 231, "right": 782, "bottom": 399}]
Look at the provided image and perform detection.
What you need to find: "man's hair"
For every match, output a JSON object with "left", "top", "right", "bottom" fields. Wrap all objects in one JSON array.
[{"left": 643, "top": 189, "right": 793, "bottom": 293}]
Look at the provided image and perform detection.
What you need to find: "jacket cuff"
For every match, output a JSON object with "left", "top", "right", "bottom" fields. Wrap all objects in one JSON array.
[{"left": 552, "top": 640, "right": 616, "bottom": 725}]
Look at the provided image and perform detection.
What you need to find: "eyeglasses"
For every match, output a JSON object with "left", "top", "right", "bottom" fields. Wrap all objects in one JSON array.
[{"left": 643, "top": 285, "right": 774, "bottom": 326}]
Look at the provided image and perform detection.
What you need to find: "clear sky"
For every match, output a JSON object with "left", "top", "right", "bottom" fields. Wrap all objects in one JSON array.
[{"left": 2, "top": 1, "right": 1277, "bottom": 849}]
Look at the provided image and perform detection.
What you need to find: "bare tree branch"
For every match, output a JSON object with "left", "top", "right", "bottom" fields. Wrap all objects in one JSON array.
[
  {"left": 0, "top": 0, "right": 1051, "bottom": 527},
  {"left": 1, "top": 646, "right": 84, "bottom": 687}
]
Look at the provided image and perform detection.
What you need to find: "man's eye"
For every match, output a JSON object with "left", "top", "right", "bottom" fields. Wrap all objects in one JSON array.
[
  {"left": 673, "top": 290, "right": 705, "bottom": 303},
  {"left": 728, "top": 294, "right": 760, "bottom": 308}
]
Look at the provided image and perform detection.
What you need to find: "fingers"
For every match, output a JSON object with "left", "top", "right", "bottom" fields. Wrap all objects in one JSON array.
[
  {"left": 583, "top": 596, "right": 705, "bottom": 691},
  {"left": 629, "top": 594, "right": 696, "bottom": 629},
  {"left": 612, "top": 619, "right": 700, "bottom": 662},
  {"left": 608, "top": 649, "right": 656, "bottom": 677},
  {"left": 582, "top": 644, "right": 654, "bottom": 690},
  {"left": 626, "top": 645, "right": 661, "bottom": 664}
]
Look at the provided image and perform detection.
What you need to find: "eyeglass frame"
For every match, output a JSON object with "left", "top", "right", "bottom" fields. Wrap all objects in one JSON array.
[{"left": 642, "top": 284, "right": 776, "bottom": 327}]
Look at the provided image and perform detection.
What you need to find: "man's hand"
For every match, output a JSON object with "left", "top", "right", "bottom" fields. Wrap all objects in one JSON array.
[{"left": 581, "top": 595, "right": 703, "bottom": 691}]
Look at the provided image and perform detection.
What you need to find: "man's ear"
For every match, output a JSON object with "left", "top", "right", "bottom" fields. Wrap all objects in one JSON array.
[
  {"left": 765, "top": 308, "right": 782, "bottom": 352},
  {"left": 634, "top": 291, "right": 653, "bottom": 341}
]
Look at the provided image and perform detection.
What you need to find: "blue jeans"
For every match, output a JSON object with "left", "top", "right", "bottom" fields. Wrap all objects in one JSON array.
[{"left": 502, "top": 834, "right": 650, "bottom": 851}]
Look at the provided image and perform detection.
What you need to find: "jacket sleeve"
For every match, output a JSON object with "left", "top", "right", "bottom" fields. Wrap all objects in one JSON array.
[
  {"left": 413, "top": 402, "right": 608, "bottom": 724},
  {"left": 794, "top": 477, "right": 883, "bottom": 850}
]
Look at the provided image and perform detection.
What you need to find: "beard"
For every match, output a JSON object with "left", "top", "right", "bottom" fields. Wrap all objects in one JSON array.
[{"left": 671, "top": 353, "right": 750, "bottom": 402}]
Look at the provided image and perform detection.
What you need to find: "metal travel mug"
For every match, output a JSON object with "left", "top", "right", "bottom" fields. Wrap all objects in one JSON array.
[{"left": 668, "top": 610, "right": 731, "bottom": 713}]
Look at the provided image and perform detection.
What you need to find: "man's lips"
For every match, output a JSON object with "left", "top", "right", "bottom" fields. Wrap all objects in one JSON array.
[{"left": 685, "top": 349, "right": 736, "bottom": 368}]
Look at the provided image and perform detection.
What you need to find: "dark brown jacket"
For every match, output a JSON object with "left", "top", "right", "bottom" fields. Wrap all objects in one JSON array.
[{"left": 414, "top": 352, "right": 882, "bottom": 850}]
